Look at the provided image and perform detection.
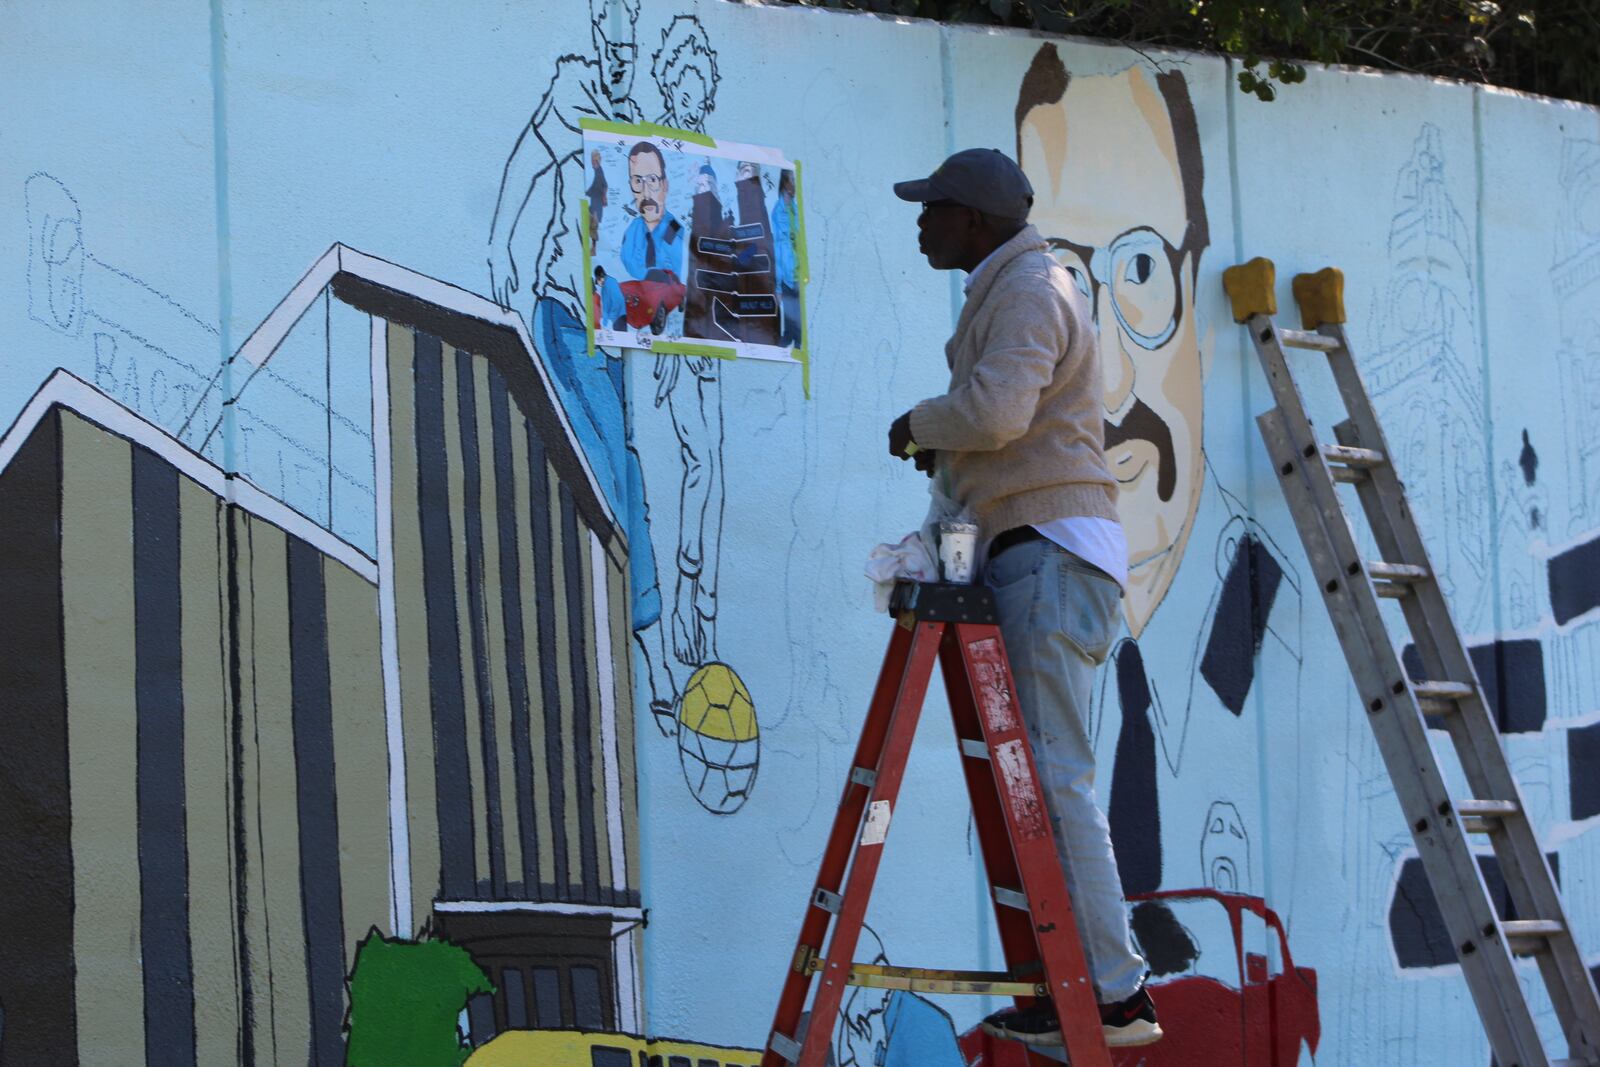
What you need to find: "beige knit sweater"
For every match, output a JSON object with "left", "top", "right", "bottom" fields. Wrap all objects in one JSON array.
[{"left": 908, "top": 224, "right": 1117, "bottom": 540}]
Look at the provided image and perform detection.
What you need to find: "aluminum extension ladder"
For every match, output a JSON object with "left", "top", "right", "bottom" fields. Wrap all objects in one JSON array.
[
  {"left": 1223, "top": 257, "right": 1600, "bottom": 1067},
  {"left": 762, "top": 580, "right": 1113, "bottom": 1067}
]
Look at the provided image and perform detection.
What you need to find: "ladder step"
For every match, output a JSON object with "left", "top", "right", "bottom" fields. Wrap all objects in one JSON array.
[
  {"left": 1456, "top": 798, "right": 1520, "bottom": 833},
  {"left": 813, "top": 888, "right": 842, "bottom": 914},
  {"left": 1455, "top": 798, "right": 1519, "bottom": 817},
  {"left": 850, "top": 765, "right": 878, "bottom": 788},
  {"left": 1278, "top": 327, "right": 1342, "bottom": 351},
  {"left": 959, "top": 737, "right": 990, "bottom": 761},
  {"left": 797, "top": 960, "right": 1048, "bottom": 997},
  {"left": 1321, "top": 443, "right": 1386, "bottom": 468},
  {"left": 1503, "top": 919, "right": 1565, "bottom": 957},
  {"left": 993, "top": 885, "right": 1029, "bottom": 910},
  {"left": 769, "top": 1030, "right": 803, "bottom": 1063},
  {"left": 1412, "top": 680, "right": 1475, "bottom": 715}
]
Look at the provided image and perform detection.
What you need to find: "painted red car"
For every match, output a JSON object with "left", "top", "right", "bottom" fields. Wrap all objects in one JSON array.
[{"left": 959, "top": 889, "right": 1319, "bottom": 1067}]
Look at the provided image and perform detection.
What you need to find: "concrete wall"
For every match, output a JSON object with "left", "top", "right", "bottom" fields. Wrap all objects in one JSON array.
[{"left": 4, "top": 1, "right": 1600, "bottom": 1064}]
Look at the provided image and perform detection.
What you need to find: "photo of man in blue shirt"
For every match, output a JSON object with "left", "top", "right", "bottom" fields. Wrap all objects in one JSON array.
[{"left": 620, "top": 140, "right": 685, "bottom": 279}]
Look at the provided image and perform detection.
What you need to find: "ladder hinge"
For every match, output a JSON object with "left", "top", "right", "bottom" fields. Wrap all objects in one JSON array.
[{"left": 793, "top": 943, "right": 820, "bottom": 976}]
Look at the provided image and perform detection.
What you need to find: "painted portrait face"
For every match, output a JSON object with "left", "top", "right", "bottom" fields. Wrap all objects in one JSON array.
[
  {"left": 590, "top": 0, "right": 640, "bottom": 106},
  {"left": 1019, "top": 60, "right": 1207, "bottom": 637},
  {"left": 628, "top": 144, "right": 667, "bottom": 227}
]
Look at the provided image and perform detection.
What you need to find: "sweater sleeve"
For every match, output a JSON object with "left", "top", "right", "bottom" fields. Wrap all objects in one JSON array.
[{"left": 909, "top": 281, "right": 1072, "bottom": 452}]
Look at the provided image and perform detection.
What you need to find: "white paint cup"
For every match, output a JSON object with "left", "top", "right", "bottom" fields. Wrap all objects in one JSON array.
[{"left": 938, "top": 521, "right": 979, "bottom": 584}]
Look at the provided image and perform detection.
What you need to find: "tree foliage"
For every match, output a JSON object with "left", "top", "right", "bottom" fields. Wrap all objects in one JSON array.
[{"left": 774, "top": 0, "right": 1600, "bottom": 106}]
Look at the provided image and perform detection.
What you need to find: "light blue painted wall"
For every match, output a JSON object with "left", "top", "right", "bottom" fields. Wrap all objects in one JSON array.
[{"left": 5, "top": 2, "right": 1600, "bottom": 1064}]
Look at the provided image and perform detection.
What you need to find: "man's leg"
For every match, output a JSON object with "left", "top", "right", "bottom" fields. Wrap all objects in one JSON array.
[{"left": 986, "top": 539, "right": 1145, "bottom": 1001}]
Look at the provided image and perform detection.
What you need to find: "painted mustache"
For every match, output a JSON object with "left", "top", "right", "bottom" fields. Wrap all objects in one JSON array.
[
  {"left": 639, "top": 198, "right": 660, "bottom": 212},
  {"left": 1104, "top": 395, "right": 1177, "bottom": 503}
]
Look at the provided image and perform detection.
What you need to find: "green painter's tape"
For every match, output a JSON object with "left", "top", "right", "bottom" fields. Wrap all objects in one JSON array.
[
  {"left": 578, "top": 198, "right": 595, "bottom": 358},
  {"left": 653, "top": 340, "right": 737, "bottom": 361},
  {"left": 578, "top": 116, "right": 717, "bottom": 148},
  {"left": 792, "top": 158, "right": 812, "bottom": 399}
]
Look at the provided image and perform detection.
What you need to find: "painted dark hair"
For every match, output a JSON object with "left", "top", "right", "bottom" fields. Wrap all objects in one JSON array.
[
  {"left": 1014, "top": 43, "right": 1209, "bottom": 258},
  {"left": 628, "top": 139, "right": 666, "bottom": 174}
]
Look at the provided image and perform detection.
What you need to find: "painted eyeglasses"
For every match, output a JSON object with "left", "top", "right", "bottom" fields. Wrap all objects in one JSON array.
[{"left": 1047, "top": 227, "right": 1186, "bottom": 350}]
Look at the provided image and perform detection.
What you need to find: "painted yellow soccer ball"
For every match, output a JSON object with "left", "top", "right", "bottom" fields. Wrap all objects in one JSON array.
[{"left": 676, "top": 662, "right": 760, "bottom": 814}]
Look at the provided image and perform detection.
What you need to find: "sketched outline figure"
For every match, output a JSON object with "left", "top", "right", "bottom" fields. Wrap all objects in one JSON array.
[{"left": 646, "top": 16, "right": 729, "bottom": 675}]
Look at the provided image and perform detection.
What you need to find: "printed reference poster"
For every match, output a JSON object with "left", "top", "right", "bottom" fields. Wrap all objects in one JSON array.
[{"left": 580, "top": 120, "right": 805, "bottom": 364}]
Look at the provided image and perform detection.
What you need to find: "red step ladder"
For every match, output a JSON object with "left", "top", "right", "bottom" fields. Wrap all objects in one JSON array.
[{"left": 762, "top": 580, "right": 1113, "bottom": 1067}]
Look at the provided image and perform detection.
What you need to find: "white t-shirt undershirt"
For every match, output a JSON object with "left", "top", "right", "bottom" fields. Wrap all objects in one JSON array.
[{"left": 964, "top": 250, "right": 1130, "bottom": 592}]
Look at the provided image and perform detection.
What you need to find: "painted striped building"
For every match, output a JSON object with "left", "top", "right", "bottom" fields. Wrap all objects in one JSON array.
[{"left": 0, "top": 246, "right": 643, "bottom": 1063}]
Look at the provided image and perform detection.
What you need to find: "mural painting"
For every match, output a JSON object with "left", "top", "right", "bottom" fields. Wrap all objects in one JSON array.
[{"left": 4, "top": 2, "right": 1600, "bottom": 1065}]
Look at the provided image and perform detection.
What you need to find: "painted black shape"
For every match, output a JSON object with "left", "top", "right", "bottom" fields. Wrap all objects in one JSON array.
[
  {"left": 329, "top": 274, "right": 615, "bottom": 545},
  {"left": 531, "top": 966, "right": 561, "bottom": 1027},
  {"left": 1570, "top": 721, "right": 1600, "bottom": 821},
  {"left": 286, "top": 537, "right": 347, "bottom": 1065},
  {"left": 132, "top": 445, "right": 198, "bottom": 1067},
  {"left": 1200, "top": 534, "right": 1283, "bottom": 716},
  {"left": 562, "top": 485, "right": 602, "bottom": 901},
  {"left": 501, "top": 967, "right": 528, "bottom": 1029},
  {"left": 1549, "top": 534, "right": 1600, "bottom": 625},
  {"left": 466, "top": 993, "right": 496, "bottom": 1046},
  {"left": 489, "top": 371, "right": 542, "bottom": 901},
  {"left": 590, "top": 1051, "right": 631, "bottom": 1067},
  {"left": 1401, "top": 639, "right": 1547, "bottom": 733},
  {"left": 525, "top": 422, "right": 568, "bottom": 892},
  {"left": 226, "top": 510, "right": 255, "bottom": 1066},
  {"left": 1390, "top": 852, "right": 1562, "bottom": 967},
  {"left": 1109, "top": 640, "right": 1162, "bottom": 895},
  {"left": 456, "top": 349, "right": 507, "bottom": 899},
  {"left": 0, "top": 411, "right": 77, "bottom": 1063},
  {"left": 570, "top": 964, "right": 604, "bottom": 1030},
  {"left": 414, "top": 331, "right": 476, "bottom": 898},
  {"left": 1520, "top": 428, "right": 1538, "bottom": 486},
  {"left": 1129, "top": 900, "right": 1199, "bottom": 977}
]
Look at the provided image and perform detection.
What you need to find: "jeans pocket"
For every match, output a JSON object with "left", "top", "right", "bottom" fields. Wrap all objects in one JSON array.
[
  {"left": 1056, "top": 563, "right": 1122, "bottom": 664},
  {"left": 985, "top": 539, "right": 1044, "bottom": 590}
]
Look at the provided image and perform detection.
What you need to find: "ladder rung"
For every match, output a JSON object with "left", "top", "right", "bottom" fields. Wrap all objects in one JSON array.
[
  {"left": 769, "top": 1030, "right": 803, "bottom": 1063},
  {"left": 1504, "top": 919, "right": 1565, "bottom": 957},
  {"left": 1331, "top": 466, "right": 1368, "bottom": 484},
  {"left": 1455, "top": 798, "right": 1519, "bottom": 817},
  {"left": 1321, "top": 443, "right": 1386, "bottom": 468},
  {"left": 811, "top": 961, "right": 1047, "bottom": 998},
  {"left": 959, "top": 737, "right": 990, "bottom": 761},
  {"left": 1367, "top": 561, "right": 1429, "bottom": 582},
  {"left": 993, "top": 885, "right": 1028, "bottom": 910},
  {"left": 1412, "top": 680, "right": 1475, "bottom": 715},
  {"left": 1278, "top": 327, "right": 1342, "bottom": 351}
]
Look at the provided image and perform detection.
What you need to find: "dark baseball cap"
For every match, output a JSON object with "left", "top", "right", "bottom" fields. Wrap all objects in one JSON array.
[{"left": 893, "top": 148, "right": 1034, "bottom": 220}]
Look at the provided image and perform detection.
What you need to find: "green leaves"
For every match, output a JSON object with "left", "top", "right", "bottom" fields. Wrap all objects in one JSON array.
[{"left": 772, "top": 0, "right": 1599, "bottom": 105}]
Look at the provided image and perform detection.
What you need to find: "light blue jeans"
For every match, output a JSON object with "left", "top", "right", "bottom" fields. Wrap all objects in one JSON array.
[{"left": 984, "top": 537, "right": 1147, "bottom": 1003}]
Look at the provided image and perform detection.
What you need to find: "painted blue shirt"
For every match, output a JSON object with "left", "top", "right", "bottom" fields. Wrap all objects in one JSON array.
[
  {"left": 598, "top": 273, "right": 626, "bottom": 325},
  {"left": 620, "top": 211, "right": 685, "bottom": 278}
]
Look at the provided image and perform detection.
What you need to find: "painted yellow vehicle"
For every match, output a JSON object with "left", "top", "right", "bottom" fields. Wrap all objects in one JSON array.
[{"left": 464, "top": 1028, "right": 764, "bottom": 1067}]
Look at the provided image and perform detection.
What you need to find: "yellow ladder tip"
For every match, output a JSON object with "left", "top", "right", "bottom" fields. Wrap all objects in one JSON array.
[
  {"left": 1223, "top": 257, "right": 1277, "bottom": 323},
  {"left": 1292, "top": 267, "right": 1346, "bottom": 329}
]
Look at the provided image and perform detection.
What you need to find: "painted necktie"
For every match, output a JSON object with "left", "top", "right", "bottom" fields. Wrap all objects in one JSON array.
[{"left": 1108, "top": 637, "right": 1162, "bottom": 896}]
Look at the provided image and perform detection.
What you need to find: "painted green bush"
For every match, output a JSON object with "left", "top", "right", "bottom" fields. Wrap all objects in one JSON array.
[{"left": 345, "top": 930, "right": 495, "bottom": 1067}]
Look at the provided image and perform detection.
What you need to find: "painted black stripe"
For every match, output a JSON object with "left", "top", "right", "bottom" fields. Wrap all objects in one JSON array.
[
  {"left": 456, "top": 349, "right": 507, "bottom": 898},
  {"left": 489, "top": 370, "right": 541, "bottom": 900},
  {"left": 225, "top": 508, "right": 254, "bottom": 1066},
  {"left": 286, "top": 538, "right": 346, "bottom": 1065},
  {"left": 561, "top": 485, "right": 601, "bottom": 900},
  {"left": 525, "top": 421, "right": 568, "bottom": 891},
  {"left": 414, "top": 331, "right": 476, "bottom": 899},
  {"left": 1549, "top": 534, "right": 1600, "bottom": 625},
  {"left": 0, "top": 411, "right": 77, "bottom": 1062},
  {"left": 132, "top": 445, "right": 197, "bottom": 1066}
]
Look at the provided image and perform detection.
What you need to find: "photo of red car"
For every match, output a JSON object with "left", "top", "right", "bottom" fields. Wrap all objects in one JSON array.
[
  {"left": 594, "top": 266, "right": 687, "bottom": 335},
  {"left": 959, "top": 889, "right": 1319, "bottom": 1067}
]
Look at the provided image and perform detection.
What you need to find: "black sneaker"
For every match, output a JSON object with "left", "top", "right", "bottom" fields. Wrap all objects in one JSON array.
[
  {"left": 979, "top": 1001, "right": 1062, "bottom": 1046},
  {"left": 1100, "top": 986, "right": 1163, "bottom": 1048}
]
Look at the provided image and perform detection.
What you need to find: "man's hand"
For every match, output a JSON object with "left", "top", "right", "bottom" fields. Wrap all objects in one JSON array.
[
  {"left": 913, "top": 447, "right": 937, "bottom": 477},
  {"left": 888, "top": 411, "right": 916, "bottom": 459}
]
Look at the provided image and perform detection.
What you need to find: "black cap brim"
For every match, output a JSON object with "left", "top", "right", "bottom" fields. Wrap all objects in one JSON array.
[{"left": 893, "top": 178, "right": 936, "bottom": 202}]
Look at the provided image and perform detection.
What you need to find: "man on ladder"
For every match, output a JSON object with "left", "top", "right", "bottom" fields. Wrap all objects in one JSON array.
[{"left": 885, "top": 147, "right": 1161, "bottom": 1050}]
